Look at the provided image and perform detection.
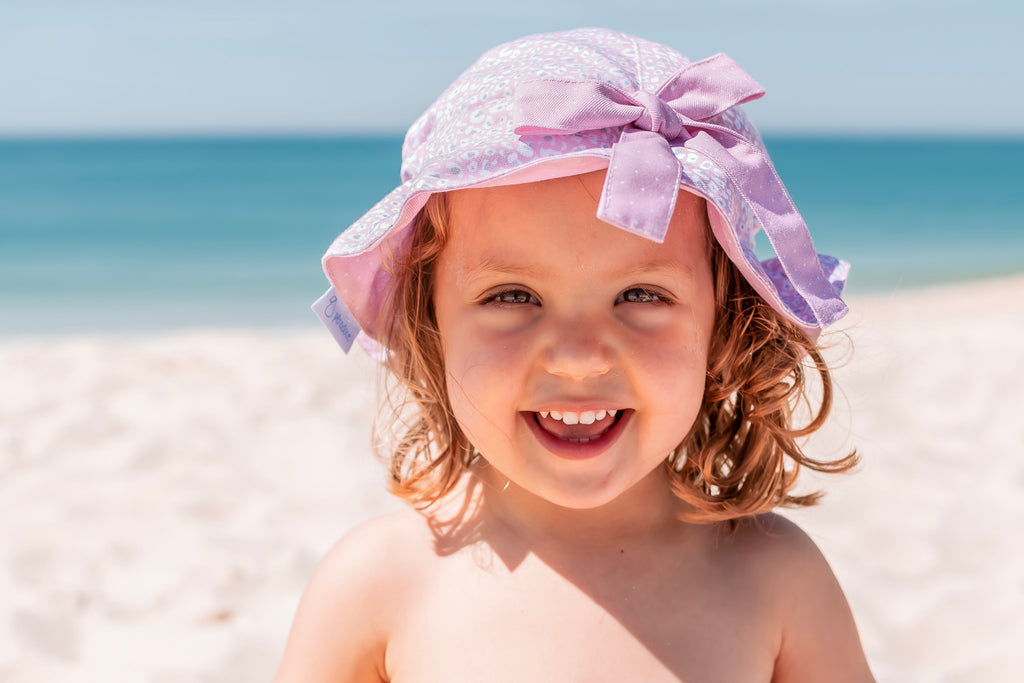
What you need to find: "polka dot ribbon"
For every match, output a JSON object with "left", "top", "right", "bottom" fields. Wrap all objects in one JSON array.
[{"left": 512, "top": 53, "right": 846, "bottom": 329}]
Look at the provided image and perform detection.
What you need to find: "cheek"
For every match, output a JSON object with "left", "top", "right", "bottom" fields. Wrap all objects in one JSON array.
[
  {"left": 630, "top": 325, "right": 710, "bottom": 427},
  {"left": 652, "top": 347, "right": 708, "bottom": 406},
  {"left": 442, "top": 352, "right": 489, "bottom": 449},
  {"left": 441, "top": 326, "right": 531, "bottom": 438},
  {"left": 442, "top": 314, "right": 535, "bottom": 386}
]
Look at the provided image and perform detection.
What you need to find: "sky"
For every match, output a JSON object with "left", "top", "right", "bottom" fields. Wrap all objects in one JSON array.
[{"left": 1, "top": 0, "right": 1021, "bottom": 137}]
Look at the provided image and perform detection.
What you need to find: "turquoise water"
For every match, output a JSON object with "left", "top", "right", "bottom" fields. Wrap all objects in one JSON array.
[{"left": 1, "top": 136, "right": 1022, "bottom": 335}]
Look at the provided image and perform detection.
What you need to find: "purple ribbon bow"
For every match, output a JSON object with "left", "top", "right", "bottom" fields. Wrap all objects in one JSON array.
[{"left": 512, "top": 53, "right": 846, "bottom": 329}]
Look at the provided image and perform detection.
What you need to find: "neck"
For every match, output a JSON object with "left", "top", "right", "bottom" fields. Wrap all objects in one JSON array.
[{"left": 471, "top": 459, "right": 689, "bottom": 554}]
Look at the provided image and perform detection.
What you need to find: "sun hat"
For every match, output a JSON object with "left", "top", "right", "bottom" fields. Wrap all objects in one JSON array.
[{"left": 313, "top": 27, "right": 848, "bottom": 353}]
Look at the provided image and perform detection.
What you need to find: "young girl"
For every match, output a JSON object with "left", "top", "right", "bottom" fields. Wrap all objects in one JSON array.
[{"left": 277, "top": 28, "right": 874, "bottom": 681}]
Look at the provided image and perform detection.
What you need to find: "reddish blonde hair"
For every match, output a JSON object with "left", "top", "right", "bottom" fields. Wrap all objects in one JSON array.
[{"left": 376, "top": 192, "right": 856, "bottom": 522}]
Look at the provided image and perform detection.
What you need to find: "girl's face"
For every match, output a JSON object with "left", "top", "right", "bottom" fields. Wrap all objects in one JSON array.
[{"left": 433, "top": 170, "right": 715, "bottom": 511}]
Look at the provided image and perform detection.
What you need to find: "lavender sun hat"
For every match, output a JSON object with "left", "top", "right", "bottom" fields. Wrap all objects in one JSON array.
[{"left": 313, "top": 28, "right": 849, "bottom": 353}]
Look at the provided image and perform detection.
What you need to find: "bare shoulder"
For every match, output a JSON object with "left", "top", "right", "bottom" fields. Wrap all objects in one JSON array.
[
  {"left": 728, "top": 513, "right": 875, "bottom": 683},
  {"left": 273, "top": 509, "right": 434, "bottom": 683},
  {"left": 727, "top": 512, "right": 832, "bottom": 573}
]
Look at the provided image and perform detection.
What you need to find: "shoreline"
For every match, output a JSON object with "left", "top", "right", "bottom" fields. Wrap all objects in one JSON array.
[{"left": 2, "top": 274, "right": 1022, "bottom": 680}]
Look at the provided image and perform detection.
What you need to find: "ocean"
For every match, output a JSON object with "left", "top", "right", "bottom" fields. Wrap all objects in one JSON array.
[{"left": 1, "top": 136, "right": 1022, "bottom": 335}]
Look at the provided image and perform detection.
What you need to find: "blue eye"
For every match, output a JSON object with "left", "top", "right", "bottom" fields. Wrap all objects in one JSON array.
[
  {"left": 489, "top": 289, "right": 539, "bottom": 305},
  {"left": 617, "top": 287, "right": 665, "bottom": 304}
]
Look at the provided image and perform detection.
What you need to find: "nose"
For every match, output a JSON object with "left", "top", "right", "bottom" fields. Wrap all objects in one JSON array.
[{"left": 541, "top": 321, "right": 613, "bottom": 381}]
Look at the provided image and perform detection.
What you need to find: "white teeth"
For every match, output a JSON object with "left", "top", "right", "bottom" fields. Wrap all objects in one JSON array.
[{"left": 538, "top": 409, "right": 619, "bottom": 425}]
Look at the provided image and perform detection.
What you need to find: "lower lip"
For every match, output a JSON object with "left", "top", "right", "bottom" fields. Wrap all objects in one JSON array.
[{"left": 522, "top": 410, "right": 631, "bottom": 460}]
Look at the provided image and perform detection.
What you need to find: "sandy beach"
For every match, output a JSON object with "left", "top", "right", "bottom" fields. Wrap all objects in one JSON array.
[{"left": 1, "top": 275, "right": 1022, "bottom": 682}]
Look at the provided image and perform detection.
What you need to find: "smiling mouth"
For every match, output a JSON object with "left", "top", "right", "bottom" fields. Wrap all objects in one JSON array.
[{"left": 532, "top": 409, "right": 624, "bottom": 443}]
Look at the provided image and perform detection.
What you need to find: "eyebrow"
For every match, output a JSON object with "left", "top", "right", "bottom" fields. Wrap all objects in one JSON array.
[
  {"left": 466, "top": 255, "right": 551, "bottom": 280},
  {"left": 620, "top": 259, "right": 698, "bottom": 283}
]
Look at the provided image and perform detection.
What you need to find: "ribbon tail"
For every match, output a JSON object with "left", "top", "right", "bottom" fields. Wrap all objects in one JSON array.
[
  {"left": 687, "top": 130, "right": 847, "bottom": 327},
  {"left": 597, "top": 128, "right": 682, "bottom": 242}
]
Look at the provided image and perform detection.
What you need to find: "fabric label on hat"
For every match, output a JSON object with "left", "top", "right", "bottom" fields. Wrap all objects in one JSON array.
[{"left": 311, "top": 287, "right": 360, "bottom": 353}]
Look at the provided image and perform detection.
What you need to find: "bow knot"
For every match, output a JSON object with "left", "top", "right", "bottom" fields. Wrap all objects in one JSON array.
[{"left": 629, "top": 90, "right": 685, "bottom": 140}]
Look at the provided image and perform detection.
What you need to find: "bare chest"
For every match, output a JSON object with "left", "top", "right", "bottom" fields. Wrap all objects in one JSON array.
[{"left": 384, "top": 549, "right": 778, "bottom": 682}]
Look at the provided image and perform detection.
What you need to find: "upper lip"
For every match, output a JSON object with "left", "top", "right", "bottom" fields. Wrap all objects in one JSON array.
[{"left": 526, "top": 401, "right": 625, "bottom": 413}]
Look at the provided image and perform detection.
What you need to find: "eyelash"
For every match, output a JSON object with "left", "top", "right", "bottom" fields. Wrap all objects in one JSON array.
[
  {"left": 616, "top": 287, "right": 668, "bottom": 305},
  {"left": 487, "top": 289, "right": 539, "bottom": 305}
]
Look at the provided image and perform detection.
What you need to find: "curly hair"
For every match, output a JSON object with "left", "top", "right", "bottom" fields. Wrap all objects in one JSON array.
[{"left": 375, "top": 191, "right": 857, "bottom": 522}]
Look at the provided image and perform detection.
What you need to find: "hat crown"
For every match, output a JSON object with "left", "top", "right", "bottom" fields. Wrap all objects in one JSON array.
[{"left": 399, "top": 29, "right": 762, "bottom": 183}]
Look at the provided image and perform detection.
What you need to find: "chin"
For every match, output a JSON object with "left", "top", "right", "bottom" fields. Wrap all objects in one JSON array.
[{"left": 531, "top": 469, "right": 654, "bottom": 511}]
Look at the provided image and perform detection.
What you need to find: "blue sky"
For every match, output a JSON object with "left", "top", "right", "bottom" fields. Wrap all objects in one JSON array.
[{"left": 1, "top": 0, "right": 1020, "bottom": 137}]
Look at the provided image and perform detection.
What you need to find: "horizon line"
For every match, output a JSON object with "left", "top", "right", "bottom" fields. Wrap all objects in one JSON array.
[{"left": 2, "top": 130, "right": 1023, "bottom": 143}]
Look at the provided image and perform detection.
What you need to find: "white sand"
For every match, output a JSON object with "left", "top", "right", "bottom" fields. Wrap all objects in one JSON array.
[{"left": 1, "top": 276, "right": 1022, "bottom": 682}]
